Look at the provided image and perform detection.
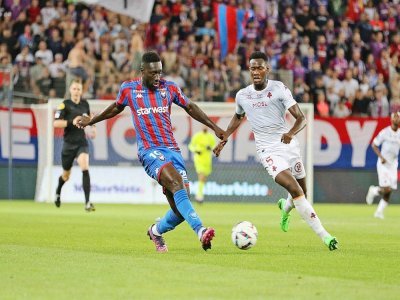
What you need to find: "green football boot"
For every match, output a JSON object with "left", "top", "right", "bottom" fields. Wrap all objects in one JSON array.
[
  {"left": 278, "top": 198, "right": 290, "bottom": 232},
  {"left": 324, "top": 236, "right": 338, "bottom": 251}
]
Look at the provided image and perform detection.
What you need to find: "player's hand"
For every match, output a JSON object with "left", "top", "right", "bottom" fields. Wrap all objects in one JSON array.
[
  {"left": 213, "top": 140, "right": 227, "bottom": 157},
  {"left": 73, "top": 115, "right": 83, "bottom": 126},
  {"left": 281, "top": 133, "right": 293, "bottom": 144},
  {"left": 380, "top": 157, "right": 387, "bottom": 164},
  {"left": 77, "top": 114, "right": 91, "bottom": 128},
  {"left": 214, "top": 127, "right": 228, "bottom": 141}
]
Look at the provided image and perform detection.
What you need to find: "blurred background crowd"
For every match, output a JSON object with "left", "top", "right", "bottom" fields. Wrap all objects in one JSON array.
[{"left": 0, "top": 0, "right": 399, "bottom": 118}]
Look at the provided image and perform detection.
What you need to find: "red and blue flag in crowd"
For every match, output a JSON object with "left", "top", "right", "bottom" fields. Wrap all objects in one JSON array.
[{"left": 214, "top": 3, "right": 251, "bottom": 59}]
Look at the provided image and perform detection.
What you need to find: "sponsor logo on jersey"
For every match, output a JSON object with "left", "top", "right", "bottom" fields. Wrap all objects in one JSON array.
[
  {"left": 247, "top": 93, "right": 264, "bottom": 100},
  {"left": 267, "top": 92, "right": 272, "bottom": 98},
  {"left": 136, "top": 93, "right": 143, "bottom": 99},
  {"left": 137, "top": 106, "right": 168, "bottom": 116},
  {"left": 252, "top": 101, "right": 269, "bottom": 108}
]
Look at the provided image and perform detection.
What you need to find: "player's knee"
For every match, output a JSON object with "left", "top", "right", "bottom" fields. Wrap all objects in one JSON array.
[
  {"left": 166, "top": 177, "right": 184, "bottom": 193},
  {"left": 287, "top": 183, "right": 303, "bottom": 198},
  {"left": 382, "top": 187, "right": 391, "bottom": 197}
]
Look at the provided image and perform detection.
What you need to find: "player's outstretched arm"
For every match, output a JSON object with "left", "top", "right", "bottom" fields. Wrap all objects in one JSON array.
[
  {"left": 282, "top": 104, "right": 307, "bottom": 144},
  {"left": 183, "top": 101, "right": 227, "bottom": 140},
  {"left": 54, "top": 115, "right": 83, "bottom": 128},
  {"left": 78, "top": 102, "right": 124, "bottom": 128},
  {"left": 213, "top": 113, "right": 244, "bottom": 157}
]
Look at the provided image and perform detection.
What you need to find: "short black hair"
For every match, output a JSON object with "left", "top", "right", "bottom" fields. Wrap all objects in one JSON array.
[
  {"left": 249, "top": 51, "right": 268, "bottom": 62},
  {"left": 142, "top": 51, "right": 161, "bottom": 64}
]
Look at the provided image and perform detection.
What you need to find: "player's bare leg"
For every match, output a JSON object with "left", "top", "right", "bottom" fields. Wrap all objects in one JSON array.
[{"left": 275, "top": 169, "right": 338, "bottom": 250}]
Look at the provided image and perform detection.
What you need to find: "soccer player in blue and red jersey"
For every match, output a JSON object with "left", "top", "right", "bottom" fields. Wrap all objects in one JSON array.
[{"left": 77, "top": 51, "right": 226, "bottom": 252}]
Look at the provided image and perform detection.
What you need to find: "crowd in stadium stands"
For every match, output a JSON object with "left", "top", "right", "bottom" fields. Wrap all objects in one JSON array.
[{"left": 0, "top": 0, "right": 399, "bottom": 117}]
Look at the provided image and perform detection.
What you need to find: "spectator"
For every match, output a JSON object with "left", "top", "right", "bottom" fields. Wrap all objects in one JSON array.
[
  {"left": 17, "top": 24, "right": 32, "bottom": 50},
  {"left": 41, "top": 0, "right": 59, "bottom": 27},
  {"left": 47, "top": 28, "right": 62, "bottom": 56},
  {"left": 352, "top": 88, "right": 373, "bottom": 117},
  {"left": 36, "top": 67, "right": 52, "bottom": 97},
  {"left": 30, "top": 56, "right": 46, "bottom": 95},
  {"left": 0, "top": 43, "right": 11, "bottom": 62},
  {"left": 164, "top": 66, "right": 186, "bottom": 89},
  {"left": 375, "top": 48, "right": 391, "bottom": 83},
  {"left": 67, "top": 39, "right": 89, "bottom": 93},
  {"left": 15, "top": 45, "right": 34, "bottom": 89},
  {"left": 333, "top": 98, "right": 351, "bottom": 118},
  {"left": 48, "top": 53, "right": 66, "bottom": 78},
  {"left": 316, "top": 92, "right": 330, "bottom": 117},
  {"left": 342, "top": 69, "right": 359, "bottom": 102},
  {"left": 370, "top": 88, "right": 389, "bottom": 117},
  {"left": 35, "top": 40, "right": 53, "bottom": 66},
  {"left": 0, "top": 27, "right": 18, "bottom": 60},
  {"left": 330, "top": 48, "right": 348, "bottom": 80},
  {"left": 27, "top": 0, "right": 40, "bottom": 23},
  {"left": 348, "top": 48, "right": 366, "bottom": 81}
]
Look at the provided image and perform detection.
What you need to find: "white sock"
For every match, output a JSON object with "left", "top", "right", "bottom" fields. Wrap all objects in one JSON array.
[
  {"left": 197, "top": 226, "right": 206, "bottom": 240},
  {"left": 152, "top": 224, "right": 161, "bottom": 236},
  {"left": 293, "top": 196, "right": 330, "bottom": 240},
  {"left": 376, "top": 199, "right": 388, "bottom": 215},
  {"left": 371, "top": 186, "right": 380, "bottom": 196},
  {"left": 285, "top": 194, "right": 294, "bottom": 213}
]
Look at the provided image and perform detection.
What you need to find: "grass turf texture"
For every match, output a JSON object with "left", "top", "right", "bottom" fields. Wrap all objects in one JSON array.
[{"left": 1, "top": 201, "right": 399, "bottom": 300}]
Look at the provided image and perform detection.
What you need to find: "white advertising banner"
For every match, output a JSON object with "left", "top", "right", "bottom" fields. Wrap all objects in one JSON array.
[{"left": 37, "top": 166, "right": 167, "bottom": 204}]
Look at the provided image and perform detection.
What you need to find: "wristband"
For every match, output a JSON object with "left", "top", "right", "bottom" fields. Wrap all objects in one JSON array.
[{"left": 67, "top": 120, "right": 72, "bottom": 126}]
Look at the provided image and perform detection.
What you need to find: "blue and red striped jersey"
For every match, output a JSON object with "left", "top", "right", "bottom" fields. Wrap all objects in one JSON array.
[{"left": 115, "top": 78, "right": 190, "bottom": 153}]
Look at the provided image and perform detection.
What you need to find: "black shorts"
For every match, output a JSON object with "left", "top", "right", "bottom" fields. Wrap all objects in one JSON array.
[{"left": 61, "top": 142, "right": 88, "bottom": 170}]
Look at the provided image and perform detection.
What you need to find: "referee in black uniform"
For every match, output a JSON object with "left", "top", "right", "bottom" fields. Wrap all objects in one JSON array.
[{"left": 53, "top": 79, "right": 96, "bottom": 212}]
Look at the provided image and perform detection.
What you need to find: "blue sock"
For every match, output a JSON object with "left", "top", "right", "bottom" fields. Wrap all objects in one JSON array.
[
  {"left": 174, "top": 189, "right": 203, "bottom": 234},
  {"left": 156, "top": 209, "right": 184, "bottom": 234}
]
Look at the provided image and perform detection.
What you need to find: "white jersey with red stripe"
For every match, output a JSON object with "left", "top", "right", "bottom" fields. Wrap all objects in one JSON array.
[{"left": 235, "top": 79, "right": 298, "bottom": 153}]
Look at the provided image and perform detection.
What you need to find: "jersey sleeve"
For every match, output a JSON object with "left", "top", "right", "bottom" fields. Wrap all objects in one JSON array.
[
  {"left": 280, "top": 83, "right": 297, "bottom": 110},
  {"left": 54, "top": 101, "right": 67, "bottom": 120},
  {"left": 235, "top": 90, "right": 245, "bottom": 115},
  {"left": 372, "top": 129, "right": 385, "bottom": 147},
  {"left": 115, "top": 82, "right": 130, "bottom": 107},
  {"left": 170, "top": 82, "right": 189, "bottom": 108}
]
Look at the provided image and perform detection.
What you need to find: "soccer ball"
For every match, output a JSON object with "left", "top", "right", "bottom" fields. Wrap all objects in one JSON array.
[{"left": 231, "top": 221, "right": 258, "bottom": 250}]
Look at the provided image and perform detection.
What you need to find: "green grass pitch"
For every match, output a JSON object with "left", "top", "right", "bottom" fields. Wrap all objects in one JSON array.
[{"left": 1, "top": 201, "right": 399, "bottom": 300}]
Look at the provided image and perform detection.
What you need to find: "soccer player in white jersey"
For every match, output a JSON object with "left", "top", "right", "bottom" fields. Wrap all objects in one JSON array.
[
  {"left": 366, "top": 112, "right": 400, "bottom": 219},
  {"left": 214, "top": 51, "right": 338, "bottom": 250}
]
